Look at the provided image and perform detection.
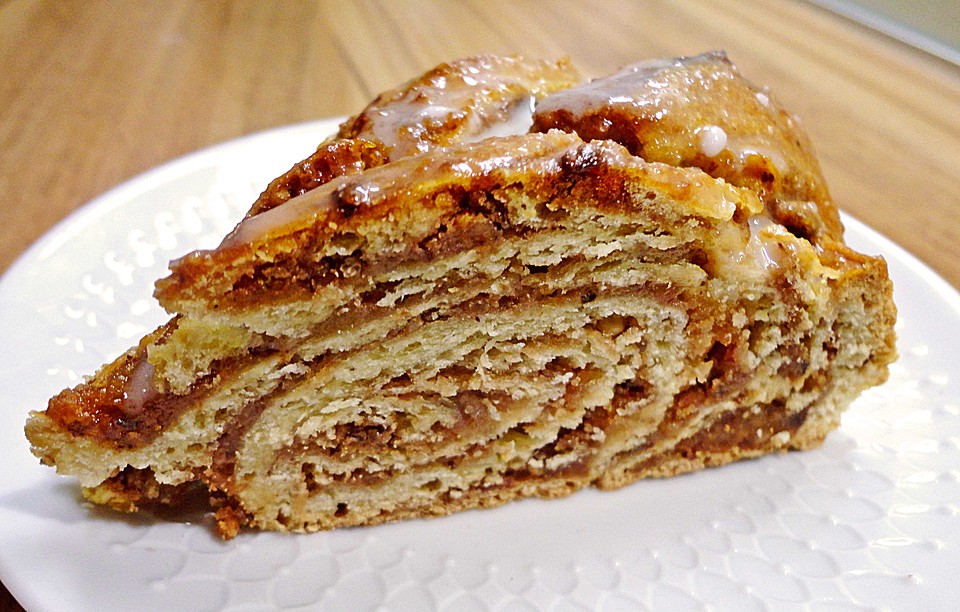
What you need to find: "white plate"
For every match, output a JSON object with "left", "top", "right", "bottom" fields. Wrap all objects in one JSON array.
[{"left": 1, "top": 119, "right": 959, "bottom": 611}]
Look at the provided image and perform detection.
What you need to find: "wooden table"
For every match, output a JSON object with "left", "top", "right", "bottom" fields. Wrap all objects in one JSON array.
[{"left": 2, "top": 1, "right": 958, "bottom": 608}]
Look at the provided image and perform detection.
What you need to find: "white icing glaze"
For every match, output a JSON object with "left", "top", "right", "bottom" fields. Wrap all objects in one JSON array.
[
  {"left": 368, "top": 102, "right": 463, "bottom": 155},
  {"left": 697, "top": 125, "right": 728, "bottom": 157},
  {"left": 726, "top": 136, "right": 789, "bottom": 176},
  {"left": 124, "top": 356, "right": 159, "bottom": 408},
  {"left": 534, "top": 52, "right": 725, "bottom": 120},
  {"left": 745, "top": 214, "right": 786, "bottom": 270},
  {"left": 466, "top": 95, "right": 535, "bottom": 142},
  {"left": 536, "top": 60, "right": 675, "bottom": 118},
  {"left": 221, "top": 178, "right": 343, "bottom": 248}
]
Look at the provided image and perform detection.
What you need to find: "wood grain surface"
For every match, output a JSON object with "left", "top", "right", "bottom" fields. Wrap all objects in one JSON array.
[{"left": 2, "top": 1, "right": 958, "bottom": 609}]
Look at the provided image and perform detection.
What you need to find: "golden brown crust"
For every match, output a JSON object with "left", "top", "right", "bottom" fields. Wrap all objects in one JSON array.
[
  {"left": 532, "top": 51, "right": 844, "bottom": 243},
  {"left": 247, "top": 55, "right": 580, "bottom": 218}
]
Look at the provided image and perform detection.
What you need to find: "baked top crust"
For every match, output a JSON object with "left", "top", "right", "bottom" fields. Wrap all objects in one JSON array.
[
  {"left": 533, "top": 51, "right": 843, "bottom": 243},
  {"left": 248, "top": 55, "right": 580, "bottom": 217}
]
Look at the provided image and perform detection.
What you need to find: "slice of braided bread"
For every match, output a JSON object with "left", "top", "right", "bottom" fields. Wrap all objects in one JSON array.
[{"left": 26, "top": 53, "right": 895, "bottom": 538}]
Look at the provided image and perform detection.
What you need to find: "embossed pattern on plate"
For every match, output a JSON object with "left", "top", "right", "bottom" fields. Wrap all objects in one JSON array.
[{"left": 1, "top": 120, "right": 958, "bottom": 611}]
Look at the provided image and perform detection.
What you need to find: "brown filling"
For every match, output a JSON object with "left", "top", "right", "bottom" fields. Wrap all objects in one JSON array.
[{"left": 677, "top": 401, "right": 811, "bottom": 457}]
